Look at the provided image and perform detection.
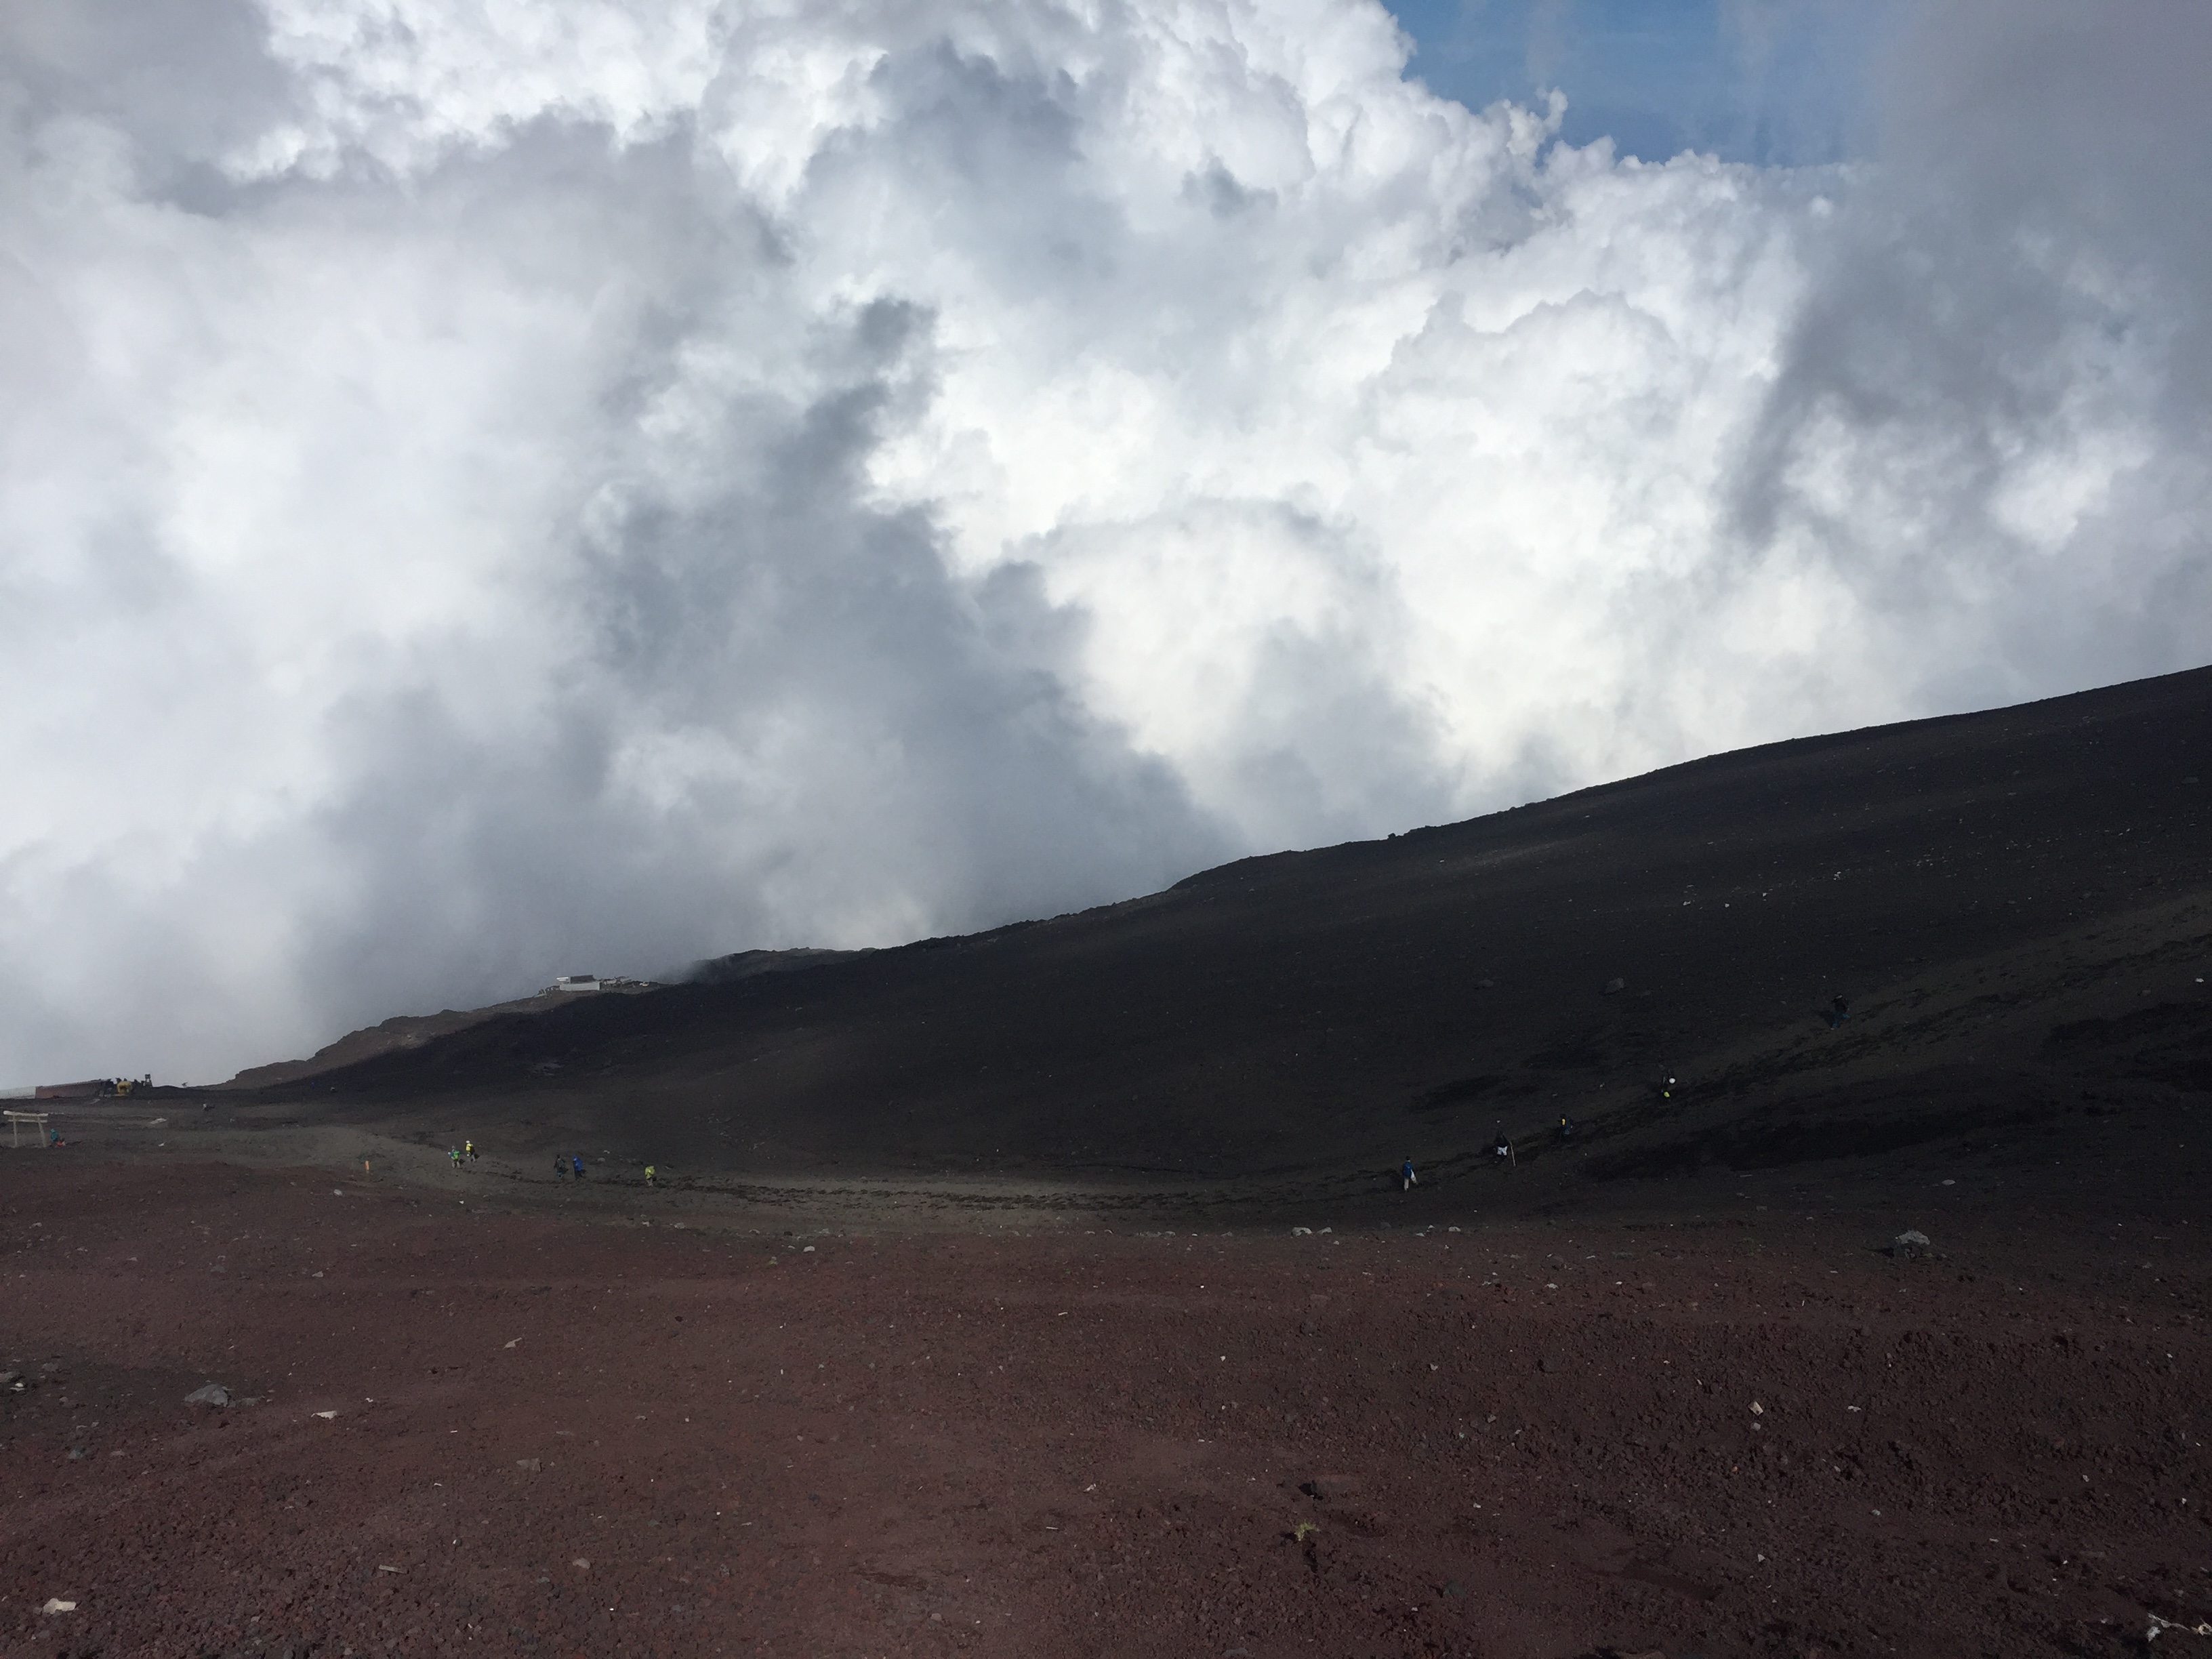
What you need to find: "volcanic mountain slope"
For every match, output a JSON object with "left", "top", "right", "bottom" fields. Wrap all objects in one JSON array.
[
  {"left": 225, "top": 992, "right": 572, "bottom": 1090},
  {"left": 234, "top": 665, "right": 2212, "bottom": 1193}
]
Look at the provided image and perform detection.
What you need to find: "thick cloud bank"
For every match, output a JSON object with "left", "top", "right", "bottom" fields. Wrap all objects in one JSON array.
[{"left": 1, "top": 1, "right": 2205, "bottom": 1082}]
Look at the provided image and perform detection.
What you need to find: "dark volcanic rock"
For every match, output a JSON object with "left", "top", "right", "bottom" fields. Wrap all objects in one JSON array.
[{"left": 227, "top": 665, "right": 2212, "bottom": 1194}]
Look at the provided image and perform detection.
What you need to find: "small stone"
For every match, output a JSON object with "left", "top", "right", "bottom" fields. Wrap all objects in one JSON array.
[
  {"left": 184, "top": 1382, "right": 231, "bottom": 1408},
  {"left": 1603, "top": 977, "right": 1626, "bottom": 995},
  {"left": 517, "top": 1458, "right": 542, "bottom": 1473},
  {"left": 1890, "top": 1230, "right": 1932, "bottom": 1260}
]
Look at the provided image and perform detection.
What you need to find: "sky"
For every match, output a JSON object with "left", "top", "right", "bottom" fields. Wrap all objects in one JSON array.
[
  {"left": 1392, "top": 0, "right": 1882, "bottom": 166},
  {"left": 1, "top": 1, "right": 2207, "bottom": 1084}
]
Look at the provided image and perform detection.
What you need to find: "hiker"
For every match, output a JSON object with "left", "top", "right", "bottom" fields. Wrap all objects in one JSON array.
[
  {"left": 1493, "top": 1130, "right": 1512, "bottom": 1162},
  {"left": 644, "top": 1164, "right": 657, "bottom": 1187},
  {"left": 1557, "top": 1115, "right": 1575, "bottom": 1142},
  {"left": 571, "top": 1153, "right": 586, "bottom": 1180},
  {"left": 552, "top": 1154, "right": 565, "bottom": 1180},
  {"left": 1824, "top": 995, "right": 1849, "bottom": 1029},
  {"left": 1399, "top": 1155, "right": 1416, "bottom": 1193},
  {"left": 448, "top": 1146, "right": 462, "bottom": 1170},
  {"left": 465, "top": 1139, "right": 477, "bottom": 1161}
]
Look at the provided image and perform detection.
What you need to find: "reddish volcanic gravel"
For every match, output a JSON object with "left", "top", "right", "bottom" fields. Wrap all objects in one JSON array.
[{"left": 3, "top": 1161, "right": 2209, "bottom": 1659}]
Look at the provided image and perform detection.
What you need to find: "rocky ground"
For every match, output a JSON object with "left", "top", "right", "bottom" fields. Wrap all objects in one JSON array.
[
  {"left": 7, "top": 668, "right": 2209, "bottom": 1655},
  {"left": 2, "top": 1155, "right": 2206, "bottom": 1659}
]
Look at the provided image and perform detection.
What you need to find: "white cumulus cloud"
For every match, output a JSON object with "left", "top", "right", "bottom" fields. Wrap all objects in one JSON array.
[{"left": 0, "top": 0, "right": 2204, "bottom": 1082}]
